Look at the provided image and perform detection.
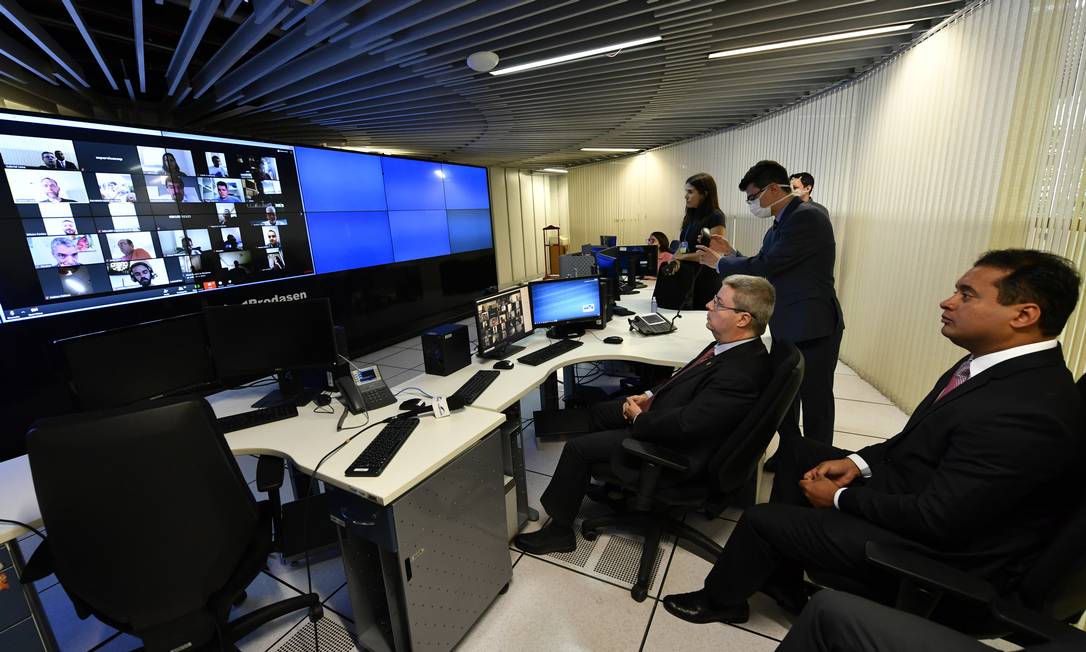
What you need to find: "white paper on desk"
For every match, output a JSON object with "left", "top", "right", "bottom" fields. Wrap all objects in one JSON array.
[{"left": 433, "top": 396, "right": 452, "bottom": 418}]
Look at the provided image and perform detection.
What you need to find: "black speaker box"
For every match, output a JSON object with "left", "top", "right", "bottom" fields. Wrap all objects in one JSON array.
[{"left": 422, "top": 323, "right": 471, "bottom": 376}]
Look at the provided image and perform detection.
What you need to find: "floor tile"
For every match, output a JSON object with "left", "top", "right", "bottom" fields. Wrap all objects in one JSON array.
[
  {"left": 233, "top": 571, "right": 304, "bottom": 619},
  {"left": 237, "top": 612, "right": 308, "bottom": 652},
  {"left": 455, "top": 554, "right": 654, "bottom": 651},
  {"left": 37, "top": 582, "right": 118, "bottom": 652},
  {"left": 522, "top": 470, "right": 551, "bottom": 533},
  {"left": 322, "top": 581, "right": 353, "bottom": 623},
  {"left": 832, "top": 374, "right": 893, "bottom": 405},
  {"left": 835, "top": 361, "right": 858, "bottom": 376},
  {"left": 92, "top": 631, "right": 142, "bottom": 650},
  {"left": 832, "top": 399, "right": 908, "bottom": 439},
  {"left": 643, "top": 607, "right": 780, "bottom": 651},
  {"left": 510, "top": 548, "right": 523, "bottom": 567},
  {"left": 521, "top": 432, "right": 565, "bottom": 476},
  {"left": 830, "top": 430, "right": 892, "bottom": 453},
  {"left": 268, "top": 610, "right": 359, "bottom": 651},
  {"left": 263, "top": 551, "right": 347, "bottom": 602},
  {"left": 393, "top": 337, "right": 423, "bottom": 350},
  {"left": 237, "top": 454, "right": 260, "bottom": 484}
]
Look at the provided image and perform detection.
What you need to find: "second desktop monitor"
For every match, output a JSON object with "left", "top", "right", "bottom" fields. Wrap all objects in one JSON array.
[{"left": 528, "top": 276, "right": 603, "bottom": 339}]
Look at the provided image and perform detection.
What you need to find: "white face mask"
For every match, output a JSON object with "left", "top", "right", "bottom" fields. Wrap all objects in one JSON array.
[{"left": 747, "top": 185, "right": 796, "bottom": 218}]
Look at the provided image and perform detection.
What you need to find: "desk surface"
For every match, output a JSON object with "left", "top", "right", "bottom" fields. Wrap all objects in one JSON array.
[{"left": 0, "top": 455, "right": 39, "bottom": 544}]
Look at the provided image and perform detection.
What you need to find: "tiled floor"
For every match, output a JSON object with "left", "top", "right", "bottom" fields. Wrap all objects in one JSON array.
[{"left": 25, "top": 324, "right": 912, "bottom": 651}]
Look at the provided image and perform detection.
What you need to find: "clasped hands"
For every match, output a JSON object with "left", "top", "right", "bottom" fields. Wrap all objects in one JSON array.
[
  {"left": 695, "top": 234, "right": 734, "bottom": 268},
  {"left": 622, "top": 393, "right": 651, "bottom": 423},
  {"left": 799, "top": 457, "right": 861, "bottom": 509}
]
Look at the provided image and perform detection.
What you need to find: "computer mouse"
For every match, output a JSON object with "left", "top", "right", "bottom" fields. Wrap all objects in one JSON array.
[
  {"left": 603, "top": 336, "right": 623, "bottom": 344},
  {"left": 399, "top": 398, "right": 427, "bottom": 411},
  {"left": 493, "top": 360, "right": 514, "bottom": 370}
]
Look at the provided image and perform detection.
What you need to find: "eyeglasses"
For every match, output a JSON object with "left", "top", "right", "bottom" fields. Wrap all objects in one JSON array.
[{"left": 711, "top": 296, "right": 749, "bottom": 313}]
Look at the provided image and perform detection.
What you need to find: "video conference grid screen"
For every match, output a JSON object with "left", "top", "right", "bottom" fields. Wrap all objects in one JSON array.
[
  {"left": 528, "top": 277, "right": 602, "bottom": 326},
  {"left": 475, "top": 286, "right": 532, "bottom": 355},
  {"left": 0, "top": 112, "right": 494, "bottom": 324}
]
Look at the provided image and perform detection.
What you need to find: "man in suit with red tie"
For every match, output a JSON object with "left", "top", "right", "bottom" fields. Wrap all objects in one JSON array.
[
  {"left": 514, "top": 275, "right": 775, "bottom": 555},
  {"left": 663, "top": 249, "right": 1085, "bottom": 624}
]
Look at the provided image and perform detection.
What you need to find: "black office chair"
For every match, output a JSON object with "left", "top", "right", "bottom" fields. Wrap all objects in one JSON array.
[
  {"left": 829, "top": 375, "right": 1086, "bottom": 643},
  {"left": 581, "top": 338, "right": 804, "bottom": 601},
  {"left": 21, "top": 397, "right": 321, "bottom": 652}
]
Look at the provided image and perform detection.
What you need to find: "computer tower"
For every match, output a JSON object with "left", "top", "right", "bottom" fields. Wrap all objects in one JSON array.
[{"left": 422, "top": 323, "right": 471, "bottom": 376}]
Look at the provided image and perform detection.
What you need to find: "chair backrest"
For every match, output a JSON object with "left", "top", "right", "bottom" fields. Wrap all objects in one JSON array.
[
  {"left": 26, "top": 397, "right": 258, "bottom": 635},
  {"left": 1014, "top": 375, "right": 1086, "bottom": 619},
  {"left": 709, "top": 337, "right": 803, "bottom": 495}
]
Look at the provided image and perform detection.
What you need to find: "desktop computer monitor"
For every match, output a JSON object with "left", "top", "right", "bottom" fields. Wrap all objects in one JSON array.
[
  {"left": 626, "top": 245, "right": 658, "bottom": 278},
  {"left": 59, "top": 313, "right": 217, "bottom": 410},
  {"left": 474, "top": 286, "right": 533, "bottom": 359},
  {"left": 204, "top": 298, "right": 337, "bottom": 407},
  {"left": 528, "top": 276, "right": 603, "bottom": 339}
]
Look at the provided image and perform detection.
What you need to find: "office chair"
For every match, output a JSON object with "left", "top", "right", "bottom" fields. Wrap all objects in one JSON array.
[
  {"left": 809, "top": 375, "right": 1086, "bottom": 643},
  {"left": 21, "top": 397, "right": 321, "bottom": 652},
  {"left": 581, "top": 338, "right": 804, "bottom": 601}
]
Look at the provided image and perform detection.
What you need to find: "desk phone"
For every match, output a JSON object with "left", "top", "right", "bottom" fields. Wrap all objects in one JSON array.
[{"left": 336, "top": 364, "right": 396, "bottom": 414}]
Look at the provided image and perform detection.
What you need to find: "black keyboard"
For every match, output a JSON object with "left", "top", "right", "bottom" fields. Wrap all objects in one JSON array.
[
  {"left": 451, "top": 370, "right": 500, "bottom": 405},
  {"left": 517, "top": 338, "right": 583, "bottom": 366},
  {"left": 344, "top": 417, "right": 420, "bottom": 477},
  {"left": 217, "top": 404, "right": 299, "bottom": 433}
]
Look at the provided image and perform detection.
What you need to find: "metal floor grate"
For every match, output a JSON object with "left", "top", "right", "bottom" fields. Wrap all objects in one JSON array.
[
  {"left": 272, "top": 616, "right": 359, "bottom": 652},
  {"left": 593, "top": 534, "right": 666, "bottom": 588},
  {"left": 546, "top": 523, "right": 597, "bottom": 567}
]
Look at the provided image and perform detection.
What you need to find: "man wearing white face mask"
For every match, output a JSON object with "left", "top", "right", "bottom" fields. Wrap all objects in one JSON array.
[{"left": 697, "top": 160, "right": 843, "bottom": 464}]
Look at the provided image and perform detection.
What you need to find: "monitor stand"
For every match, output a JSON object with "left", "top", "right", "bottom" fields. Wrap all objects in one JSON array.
[
  {"left": 546, "top": 325, "right": 585, "bottom": 339},
  {"left": 252, "top": 370, "right": 322, "bottom": 409},
  {"left": 479, "top": 343, "right": 526, "bottom": 360}
]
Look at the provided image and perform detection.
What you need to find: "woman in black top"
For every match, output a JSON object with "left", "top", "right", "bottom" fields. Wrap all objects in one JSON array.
[{"left": 665, "top": 173, "right": 725, "bottom": 307}]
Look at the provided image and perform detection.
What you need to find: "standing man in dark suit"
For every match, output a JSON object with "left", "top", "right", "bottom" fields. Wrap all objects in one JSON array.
[
  {"left": 514, "top": 275, "right": 775, "bottom": 554},
  {"left": 789, "top": 171, "right": 827, "bottom": 215},
  {"left": 698, "top": 161, "right": 843, "bottom": 470},
  {"left": 663, "top": 249, "right": 1084, "bottom": 625}
]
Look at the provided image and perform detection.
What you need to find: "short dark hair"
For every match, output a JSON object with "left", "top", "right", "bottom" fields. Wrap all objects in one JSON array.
[
  {"left": 217, "top": 181, "right": 227, "bottom": 189},
  {"left": 650, "top": 231, "right": 671, "bottom": 252},
  {"left": 129, "top": 262, "right": 151, "bottom": 273},
  {"left": 789, "top": 172, "right": 814, "bottom": 189},
  {"left": 739, "top": 160, "right": 789, "bottom": 192},
  {"left": 973, "top": 249, "right": 1081, "bottom": 336}
]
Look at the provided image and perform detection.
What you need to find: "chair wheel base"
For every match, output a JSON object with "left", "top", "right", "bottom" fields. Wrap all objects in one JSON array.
[
  {"left": 581, "top": 524, "right": 598, "bottom": 541},
  {"left": 630, "top": 585, "right": 648, "bottom": 602},
  {"left": 308, "top": 604, "right": 323, "bottom": 623}
]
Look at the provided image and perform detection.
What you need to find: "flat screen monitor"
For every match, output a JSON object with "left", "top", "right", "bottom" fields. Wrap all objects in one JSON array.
[
  {"left": 474, "top": 286, "right": 532, "bottom": 359},
  {"left": 58, "top": 312, "right": 216, "bottom": 409},
  {"left": 528, "top": 276, "right": 602, "bottom": 338}
]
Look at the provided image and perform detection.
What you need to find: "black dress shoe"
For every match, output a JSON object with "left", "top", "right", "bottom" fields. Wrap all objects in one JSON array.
[
  {"left": 662, "top": 590, "right": 749, "bottom": 624},
  {"left": 514, "top": 523, "right": 575, "bottom": 555}
]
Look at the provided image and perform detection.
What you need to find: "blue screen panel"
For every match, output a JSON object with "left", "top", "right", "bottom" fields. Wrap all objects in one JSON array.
[
  {"left": 530, "top": 278, "right": 601, "bottom": 325},
  {"left": 388, "top": 210, "right": 451, "bottom": 262},
  {"left": 442, "top": 164, "right": 490, "bottom": 209},
  {"left": 295, "top": 146, "right": 386, "bottom": 213},
  {"left": 447, "top": 209, "right": 493, "bottom": 253},
  {"left": 381, "top": 157, "right": 445, "bottom": 210},
  {"left": 307, "top": 211, "right": 394, "bottom": 274}
]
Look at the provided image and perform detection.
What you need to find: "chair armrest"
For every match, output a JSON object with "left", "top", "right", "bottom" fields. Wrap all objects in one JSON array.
[
  {"left": 621, "top": 439, "right": 690, "bottom": 472},
  {"left": 865, "top": 541, "right": 996, "bottom": 605},
  {"left": 255, "top": 455, "right": 285, "bottom": 493},
  {"left": 991, "top": 596, "right": 1086, "bottom": 646}
]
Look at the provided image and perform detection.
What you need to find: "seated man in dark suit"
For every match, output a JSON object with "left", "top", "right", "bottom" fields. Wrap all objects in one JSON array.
[
  {"left": 663, "top": 249, "right": 1084, "bottom": 624},
  {"left": 514, "top": 275, "right": 776, "bottom": 554}
]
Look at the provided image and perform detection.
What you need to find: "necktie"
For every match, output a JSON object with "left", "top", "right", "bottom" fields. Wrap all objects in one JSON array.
[
  {"left": 935, "top": 358, "right": 971, "bottom": 402},
  {"left": 643, "top": 345, "right": 716, "bottom": 412}
]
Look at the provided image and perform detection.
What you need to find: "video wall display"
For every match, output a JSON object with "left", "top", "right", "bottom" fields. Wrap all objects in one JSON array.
[{"left": 0, "top": 111, "right": 493, "bottom": 324}]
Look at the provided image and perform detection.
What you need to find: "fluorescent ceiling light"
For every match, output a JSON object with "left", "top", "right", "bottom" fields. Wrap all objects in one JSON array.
[
  {"left": 539, "top": 168, "right": 568, "bottom": 174},
  {"left": 708, "top": 24, "right": 914, "bottom": 59},
  {"left": 580, "top": 147, "right": 639, "bottom": 152},
  {"left": 491, "top": 36, "right": 662, "bottom": 76}
]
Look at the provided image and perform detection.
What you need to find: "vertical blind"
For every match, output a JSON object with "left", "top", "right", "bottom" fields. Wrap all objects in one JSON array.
[
  {"left": 564, "top": 0, "right": 1086, "bottom": 411},
  {"left": 488, "top": 168, "right": 569, "bottom": 287}
]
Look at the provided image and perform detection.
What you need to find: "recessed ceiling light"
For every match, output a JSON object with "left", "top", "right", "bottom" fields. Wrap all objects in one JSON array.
[
  {"left": 539, "top": 168, "right": 568, "bottom": 174},
  {"left": 708, "top": 24, "right": 914, "bottom": 59},
  {"left": 491, "top": 36, "right": 662, "bottom": 76},
  {"left": 580, "top": 147, "right": 640, "bottom": 152}
]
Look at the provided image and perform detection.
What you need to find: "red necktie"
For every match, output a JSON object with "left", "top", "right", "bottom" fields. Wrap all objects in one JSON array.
[
  {"left": 643, "top": 345, "right": 716, "bottom": 412},
  {"left": 935, "top": 358, "right": 971, "bottom": 402}
]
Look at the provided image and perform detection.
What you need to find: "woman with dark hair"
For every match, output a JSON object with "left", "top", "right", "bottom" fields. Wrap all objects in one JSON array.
[
  {"left": 664, "top": 173, "right": 725, "bottom": 306},
  {"left": 646, "top": 230, "right": 674, "bottom": 275}
]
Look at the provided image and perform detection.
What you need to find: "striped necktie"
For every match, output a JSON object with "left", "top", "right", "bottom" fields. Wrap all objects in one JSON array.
[{"left": 935, "top": 358, "right": 972, "bottom": 402}]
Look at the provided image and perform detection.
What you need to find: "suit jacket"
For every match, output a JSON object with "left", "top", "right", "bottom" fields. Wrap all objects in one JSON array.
[
  {"left": 838, "top": 345, "right": 1084, "bottom": 583},
  {"left": 627, "top": 338, "right": 771, "bottom": 473},
  {"left": 717, "top": 198, "right": 843, "bottom": 343}
]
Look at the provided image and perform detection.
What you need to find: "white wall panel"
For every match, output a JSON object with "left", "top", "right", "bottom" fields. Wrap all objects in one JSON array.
[{"left": 487, "top": 168, "right": 569, "bottom": 287}]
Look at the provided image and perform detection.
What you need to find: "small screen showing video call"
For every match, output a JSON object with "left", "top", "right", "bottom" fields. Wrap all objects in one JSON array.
[
  {"left": 476, "top": 286, "right": 532, "bottom": 354},
  {"left": 0, "top": 113, "right": 315, "bottom": 321}
]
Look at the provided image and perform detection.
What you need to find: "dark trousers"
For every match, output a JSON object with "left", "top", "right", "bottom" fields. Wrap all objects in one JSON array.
[
  {"left": 777, "top": 328, "right": 843, "bottom": 448},
  {"left": 539, "top": 401, "right": 629, "bottom": 528},
  {"left": 703, "top": 437, "right": 915, "bottom": 607},
  {"left": 778, "top": 590, "right": 999, "bottom": 652}
]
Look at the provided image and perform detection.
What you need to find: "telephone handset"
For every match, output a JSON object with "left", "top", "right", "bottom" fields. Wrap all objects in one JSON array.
[{"left": 336, "top": 364, "right": 396, "bottom": 414}]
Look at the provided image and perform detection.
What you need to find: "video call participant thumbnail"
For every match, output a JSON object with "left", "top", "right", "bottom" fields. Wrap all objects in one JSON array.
[
  {"left": 206, "top": 153, "right": 228, "bottom": 177},
  {"left": 263, "top": 227, "right": 280, "bottom": 248},
  {"left": 199, "top": 178, "right": 243, "bottom": 203},
  {"left": 26, "top": 236, "right": 106, "bottom": 268}
]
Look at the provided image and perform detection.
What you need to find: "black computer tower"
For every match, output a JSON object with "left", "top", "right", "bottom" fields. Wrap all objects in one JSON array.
[{"left": 422, "top": 323, "right": 471, "bottom": 376}]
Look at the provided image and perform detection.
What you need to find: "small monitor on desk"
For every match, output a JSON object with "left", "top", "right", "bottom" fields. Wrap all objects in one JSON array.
[
  {"left": 528, "top": 276, "right": 602, "bottom": 339},
  {"left": 475, "top": 286, "right": 533, "bottom": 359},
  {"left": 204, "top": 298, "right": 337, "bottom": 408},
  {"left": 58, "top": 313, "right": 217, "bottom": 409}
]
